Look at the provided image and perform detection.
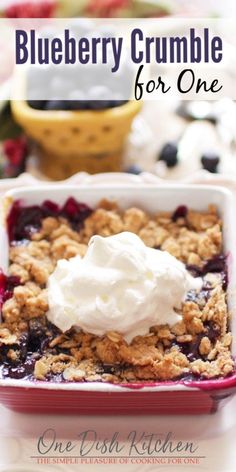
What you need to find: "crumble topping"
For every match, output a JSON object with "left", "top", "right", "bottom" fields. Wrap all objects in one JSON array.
[{"left": 0, "top": 200, "right": 234, "bottom": 383}]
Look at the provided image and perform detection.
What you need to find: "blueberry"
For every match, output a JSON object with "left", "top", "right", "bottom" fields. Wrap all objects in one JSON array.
[
  {"left": 201, "top": 152, "right": 220, "bottom": 173},
  {"left": 203, "top": 254, "right": 226, "bottom": 274},
  {"left": 158, "top": 142, "right": 178, "bottom": 168},
  {"left": 28, "top": 319, "right": 47, "bottom": 353},
  {"left": 88, "top": 101, "right": 110, "bottom": 110},
  {"left": 7, "top": 204, "right": 45, "bottom": 241},
  {"left": 45, "top": 100, "right": 68, "bottom": 111},
  {"left": 125, "top": 164, "right": 142, "bottom": 175},
  {"left": 179, "top": 333, "right": 205, "bottom": 361},
  {"left": 7, "top": 198, "right": 92, "bottom": 242},
  {"left": 60, "top": 197, "right": 92, "bottom": 230},
  {"left": 7, "top": 355, "right": 37, "bottom": 379},
  {"left": 172, "top": 205, "right": 188, "bottom": 221},
  {"left": 109, "top": 100, "right": 127, "bottom": 108},
  {"left": 28, "top": 100, "right": 47, "bottom": 110}
]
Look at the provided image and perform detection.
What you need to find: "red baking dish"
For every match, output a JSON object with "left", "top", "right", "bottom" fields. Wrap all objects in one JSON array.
[{"left": 0, "top": 183, "right": 236, "bottom": 415}]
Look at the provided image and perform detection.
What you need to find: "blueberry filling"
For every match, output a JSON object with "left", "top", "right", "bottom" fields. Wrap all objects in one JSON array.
[
  {"left": 0, "top": 331, "right": 39, "bottom": 380},
  {"left": 203, "top": 254, "right": 226, "bottom": 274},
  {"left": 0, "top": 320, "right": 62, "bottom": 380},
  {"left": 125, "top": 164, "right": 143, "bottom": 175},
  {"left": 6, "top": 355, "right": 39, "bottom": 380},
  {"left": 60, "top": 198, "right": 92, "bottom": 230},
  {"left": 158, "top": 142, "right": 179, "bottom": 168},
  {"left": 178, "top": 333, "right": 206, "bottom": 362}
]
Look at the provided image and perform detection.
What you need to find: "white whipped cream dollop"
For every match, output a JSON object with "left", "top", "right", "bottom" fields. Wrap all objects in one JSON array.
[{"left": 46, "top": 232, "right": 201, "bottom": 343}]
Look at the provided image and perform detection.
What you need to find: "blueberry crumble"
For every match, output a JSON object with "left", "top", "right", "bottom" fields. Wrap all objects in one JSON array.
[{"left": 0, "top": 198, "right": 234, "bottom": 383}]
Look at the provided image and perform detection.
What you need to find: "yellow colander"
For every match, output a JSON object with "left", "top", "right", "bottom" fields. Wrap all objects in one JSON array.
[{"left": 11, "top": 99, "right": 142, "bottom": 179}]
